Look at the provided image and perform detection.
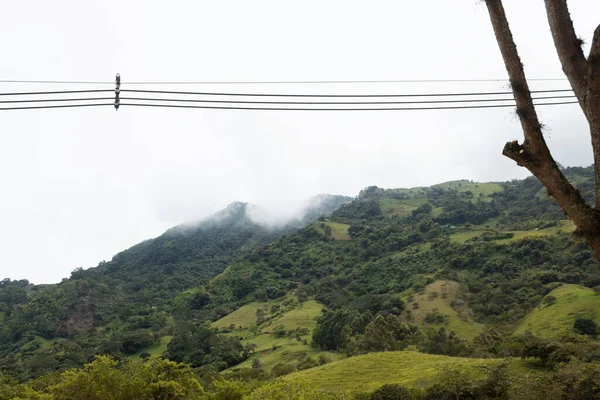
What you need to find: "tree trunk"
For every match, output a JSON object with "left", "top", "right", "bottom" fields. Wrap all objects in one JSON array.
[{"left": 485, "top": 0, "right": 600, "bottom": 265}]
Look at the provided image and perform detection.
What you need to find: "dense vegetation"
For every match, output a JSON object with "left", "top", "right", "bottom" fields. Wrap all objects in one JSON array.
[
  {"left": 2, "top": 166, "right": 600, "bottom": 399},
  {"left": 0, "top": 196, "right": 349, "bottom": 379}
]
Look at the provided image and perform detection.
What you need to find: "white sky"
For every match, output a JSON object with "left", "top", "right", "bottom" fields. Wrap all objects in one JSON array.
[{"left": 0, "top": 0, "right": 598, "bottom": 284}]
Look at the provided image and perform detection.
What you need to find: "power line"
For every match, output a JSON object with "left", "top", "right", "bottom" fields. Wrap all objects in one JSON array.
[
  {"left": 122, "top": 88, "right": 574, "bottom": 98},
  {"left": 0, "top": 80, "right": 111, "bottom": 85},
  {"left": 0, "top": 103, "right": 114, "bottom": 111},
  {"left": 0, "top": 97, "right": 113, "bottom": 104},
  {"left": 0, "top": 88, "right": 574, "bottom": 102},
  {"left": 119, "top": 100, "right": 578, "bottom": 112},
  {"left": 0, "top": 78, "right": 568, "bottom": 85},
  {"left": 120, "top": 78, "right": 569, "bottom": 85},
  {"left": 0, "top": 89, "right": 113, "bottom": 97},
  {"left": 119, "top": 94, "right": 576, "bottom": 106},
  {"left": 0, "top": 99, "right": 578, "bottom": 112},
  {"left": 0, "top": 94, "right": 576, "bottom": 109}
]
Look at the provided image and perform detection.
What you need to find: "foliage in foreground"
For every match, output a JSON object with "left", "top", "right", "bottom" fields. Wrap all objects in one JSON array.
[{"left": 3, "top": 352, "right": 600, "bottom": 400}]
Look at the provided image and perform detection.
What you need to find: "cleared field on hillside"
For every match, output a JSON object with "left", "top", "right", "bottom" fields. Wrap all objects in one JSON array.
[
  {"left": 322, "top": 222, "right": 351, "bottom": 240},
  {"left": 262, "top": 300, "right": 323, "bottom": 333},
  {"left": 407, "top": 280, "right": 481, "bottom": 340},
  {"left": 24, "top": 336, "right": 58, "bottom": 352},
  {"left": 293, "top": 351, "right": 526, "bottom": 392},
  {"left": 213, "top": 301, "right": 273, "bottom": 330},
  {"left": 433, "top": 181, "right": 502, "bottom": 201},
  {"left": 449, "top": 230, "right": 492, "bottom": 243},
  {"left": 128, "top": 335, "right": 173, "bottom": 358},
  {"left": 449, "top": 220, "right": 575, "bottom": 244},
  {"left": 235, "top": 340, "right": 339, "bottom": 371},
  {"left": 219, "top": 299, "right": 333, "bottom": 371},
  {"left": 515, "top": 284, "right": 600, "bottom": 338},
  {"left": 379, "top": 198, "right": 428, "bottom": 217}
]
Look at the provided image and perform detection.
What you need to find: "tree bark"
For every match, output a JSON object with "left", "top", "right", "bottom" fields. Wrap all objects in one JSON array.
[
  {"left": 485, "top": 0, "right": 600, "bottom": 263},
  {"left": 544, "top": 0, "right": 600, "bottom": 207},
  {"left": 544, "top": 0, "right": 589, "bottom": 105}
]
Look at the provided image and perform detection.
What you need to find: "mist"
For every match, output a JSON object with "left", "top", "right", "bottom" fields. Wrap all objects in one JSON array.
[{"left": 1, "top": 0, "right": 598, "bottom": 284}]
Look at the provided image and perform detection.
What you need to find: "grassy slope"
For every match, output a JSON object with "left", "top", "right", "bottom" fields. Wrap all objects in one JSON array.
[
  {"left": 127, "top": 335, "right": 173, "bottom": 359},
  {"left": 262, "top": 300, "right": 323, "bottom": 333},
  {"left": 515, "top": 284, "right": 600, "bottom": 338},
  {"left": 25, "top": 336, "right": 58, "bottom": 351},
  {"left": 221, "top": 299, "right": 339, "bottom": 371},
  {"left": 379, "top": 198, "right": 428, "bottom": 217},
  {"left": 314, "top": 222, "right": 351, "bottom": 240},
  {"left": 449, "top": 220, "right": 575, "bottom": 244},
  {"left": 381, "top": 181, "right": 501, "bottom": 219},
  {"left": 236, "top": 341, "right": 339, "bottom": 370},
  {"left": 433, "top": 181, "right": 502, "bottom": 200},
  {"left": 407, "top": 280, "right": 481, "bottom": 340},
  {"left": 292, "top": 351, "right": 531, "bottom": 392},
  {"left": 213, "top": 301, "right": 274, "bottom": 330},
  {"left": 323, "top": 222, "right": 350, "bottom": 240}
]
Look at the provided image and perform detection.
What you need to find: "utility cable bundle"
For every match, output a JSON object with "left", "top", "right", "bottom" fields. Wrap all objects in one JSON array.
[{"left": 0, "top": 75, "right": 579, "bottom": 112}]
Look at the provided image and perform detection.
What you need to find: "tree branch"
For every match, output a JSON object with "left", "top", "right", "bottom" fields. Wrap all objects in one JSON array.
[
  {"left": 485, "top": 0, "right": 544, "bottom": 151},
  {"left": 485, "top": 0, "right": 598, "bottom": 232},
  {"left": 590, "top": 24, "right": 600, "bottom": 66},
  {"left": 544, "top": 0, "right": 589, "bottom": 104}
]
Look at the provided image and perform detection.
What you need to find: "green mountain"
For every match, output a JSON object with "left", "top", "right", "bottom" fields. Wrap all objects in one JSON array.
[
  {"left": 0, "top": 195, "right": 350, "bottom": 379},
  {"left": 2, "top": 166, "right": 599, "bottom": 397}
]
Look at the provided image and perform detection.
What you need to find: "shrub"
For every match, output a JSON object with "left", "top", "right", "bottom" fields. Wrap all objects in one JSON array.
[
  {"left": 574, "top": 318, "right": 598, "bottom": 336},
  {"left": 369, "top": 384, "right": 411, "bottom": 400},
  {"left": 271, "top": 363, "right": 296, "bottom": 377},
  {"left": 251, "top": 358, "right": 262, "bottom": 369},
  {"left": 543, "top": 295, "right": 557, "bottom": 307}
]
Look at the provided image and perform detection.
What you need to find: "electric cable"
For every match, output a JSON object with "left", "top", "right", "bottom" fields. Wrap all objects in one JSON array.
[
  {"left": 0, "top": 89, "right": 113, "bottom": 96},
  {"left": 118, "top": 94, "right": 576, "bottom": 105},
  {"left": 121, "top": 88, "right": 574, "bottom": 98},
  {"left": 0, "top": 97, "right": 114, "bottom": 104},
  {"left": 0, "top": 103, "right": 114, "bottom": 111},
  {"left": 0, "top": 78, "right": 568, "bottom": 85},
  {"left": 118, "top": 100, "right": 579, "bottom": 112}
]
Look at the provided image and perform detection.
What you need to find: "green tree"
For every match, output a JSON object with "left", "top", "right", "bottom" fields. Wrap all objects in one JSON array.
[
  {"left": 361, "top": 315, "right": 397, "bottom": 352},
  {"left": 574, "top": 318, "right": 598, "bottom": 336},
  {"left": 49, "top": 355, "right": 204, "bottom": 400},
  {"left": 244, "top": 378, "right": 347, "bottom": 400},
  {"left": 369, "top": 384, "right": 411, "bottom": 400},
  {"left": 251, "top": 358, "right": 262, "bottom": 370}
]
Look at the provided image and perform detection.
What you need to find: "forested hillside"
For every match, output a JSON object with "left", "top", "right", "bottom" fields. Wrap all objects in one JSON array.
[
  {"left": 0, "top": 195, "right": 350, "bottom": 379},
  {"left": 2, "top": 167, "right": 600, "bottom": 399}
]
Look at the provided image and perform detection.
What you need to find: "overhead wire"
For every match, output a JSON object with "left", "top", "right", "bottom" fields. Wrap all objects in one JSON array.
[
  {"left": 0, "top": 103, "right": 114, "bottom": 111},
  {"left": 0, "top": 84, "right": 579, "bottom": 111},
  {"left": 118, "top": 94, "right": 576, "bottom": 105},
  {"left": 0, "top": 97, "right": 114, "bottom": 104},
  {"left": 0, "top": 89, "right": 113, "bottom": 96},
  {"left": 0, "top": 78, "right": 568, "bottom": 85},
  {"left": 121, "top": 88, "right": 574, "bottom": 98},
  {"left": 119, "top": 100, "right": 579, "bottom": 112}
]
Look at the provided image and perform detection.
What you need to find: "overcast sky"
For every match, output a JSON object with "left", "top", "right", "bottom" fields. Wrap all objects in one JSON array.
[{"left": 0, "top": 0, "right": 598, "bottom": 284}]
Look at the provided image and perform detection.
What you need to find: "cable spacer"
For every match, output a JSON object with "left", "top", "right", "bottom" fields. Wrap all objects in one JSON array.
[{"left": 114, "top": 73, "right": 121, "bottom": 110}]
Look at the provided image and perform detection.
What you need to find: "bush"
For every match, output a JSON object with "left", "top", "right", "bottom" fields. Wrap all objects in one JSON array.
[
  {"left": 574, "top": 318, "right": 598, "bottom": 336},
  {"left": 273, "top": 325, "right": 286, "bottom": 338},
  {"left": 251, "top": 358, "right": 262, "bottom": 369},
  {"left": 271, "top": 363, "right": 296, "bottom": 377},
  {"left": 317, "top": 354, "right": 332, "bottom": 365},
  {"left": 543, "top": 295, "right": 557, "bottom": 307},
  {"left": 369, "top": 384, "right": 412, "bottom": 400},
  {"left": 245, "top": 379, "right": 344, "bottom": 400},
  {"left": 424, "top": 310, "right": 448, "bottom": 324}
]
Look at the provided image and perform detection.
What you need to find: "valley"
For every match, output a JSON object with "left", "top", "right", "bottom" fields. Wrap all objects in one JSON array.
[{"left": 1, "top": 166, "right": 600, "bottom": 399}]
